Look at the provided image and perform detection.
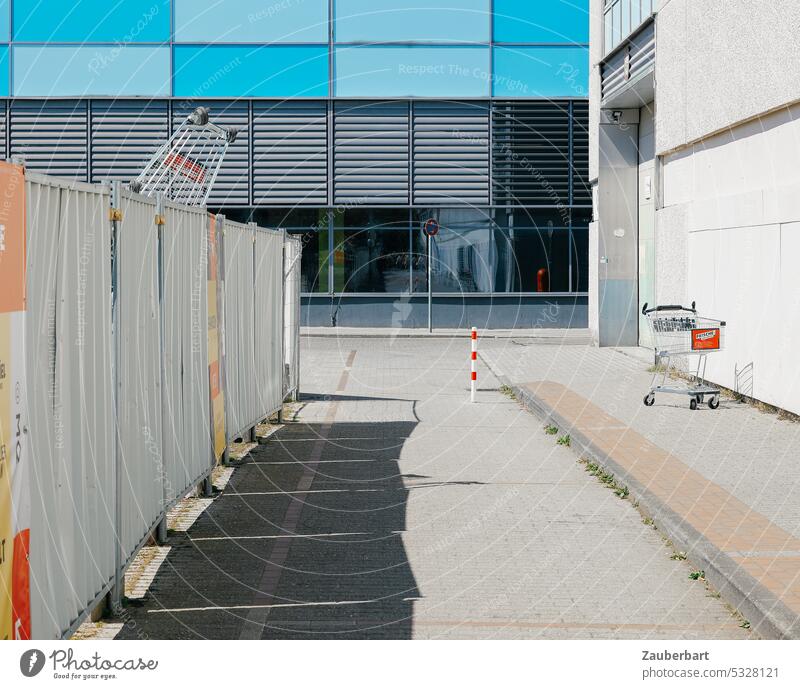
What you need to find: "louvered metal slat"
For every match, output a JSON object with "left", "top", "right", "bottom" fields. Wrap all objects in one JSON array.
[
  {"left": 10, "top": 100, "right": 88, "bottom": 181},
  {"left": 412, "top": 102, "right": 489, "bottom": 206},
  {"left": 0, "top": 102, "right": 6, "bottom": 161},
  {"left": 91, "top": 100, "right": 169, "bottom": 184},
  {"left": 601, "top": 21, "right": 655, "bottom": 101},
  {"left": 334, "top": 101, "right": 409, "bottom": 205},
  {"left": 571, "top": 101, "right": 591, "bottom": 205},
  {"left": 492, "top": 101, "right": 572, "bottom": 206},
  {"left": 253, "top": 101, "right": 327, "bottom": 206},
  {"left": 172, "top": 101, "right": 250, "bottom": 206}
]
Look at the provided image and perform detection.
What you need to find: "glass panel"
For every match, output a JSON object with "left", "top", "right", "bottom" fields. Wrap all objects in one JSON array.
[
  {"left": 173, "top": 45, "right": 329, "bottom": 98},
  {"left": 248, "top": 207, "right": 329, "bottom": 229},
  {"left": 604, "top": 9, "right": 612, "bottom": 54},
  {"left": 493, "top": 0, "right": 590, "bottom": 44},
  {"left": 287, "top": 229, "right": 329, "bottom": 294},
  {"left": 175, "top": 0, "right": 328, "bottom": 43},
  {"left": 333, "top": 209, "right": 410, "bottom": 293},
  {"left": 334, "top": 46, "right": 490, "bottom": 98},
  {"left": 492, "top": 46, "right": 589, "bottom": 98},
  {"left": 0, "top": 1, "right": 8, "bottom": 41},
  {"left": 611, "top": 1, "right": 620, "bottom": 48},
  {"left": 13, "top": 46, "right": 170, "bottom": 97},
  {"left": 13, "top": 0, "right": 170, "bottom": 42},
  {"left": 335, "top": 0, "right": 490, "bottom": 43},
  {"left": 621, "top": 0, "right": 631, "bottom": 39},
  {"left": 571, "top": 224, "right": 589, "bottom": 293},
  {"left": 415, "top": 209, "right": 494, "bottom": 293},
  {"left": 0, "top": 46, "right": 7, "bottom": 96},
  {"left": 493, "top": 210, "right": 571, "bottom": 293}
]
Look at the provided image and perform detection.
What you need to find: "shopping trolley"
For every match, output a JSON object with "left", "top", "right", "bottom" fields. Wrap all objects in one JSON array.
[{"left": 641, "top": 302, "right": 726, "bottom": 410}]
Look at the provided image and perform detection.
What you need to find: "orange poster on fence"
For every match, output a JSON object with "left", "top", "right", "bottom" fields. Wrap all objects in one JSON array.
[{"left": 0, "top": 161, "right": 31, "bottom": 640}]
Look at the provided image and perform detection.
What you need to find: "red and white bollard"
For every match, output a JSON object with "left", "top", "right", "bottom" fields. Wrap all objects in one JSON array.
[{"left": 470, "top": 327, "right": 477, "bottom": 403}]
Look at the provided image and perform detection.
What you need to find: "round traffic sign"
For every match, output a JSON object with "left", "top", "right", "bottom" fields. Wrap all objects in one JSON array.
[{"left": 423, "top": 219, "right": 439, "bottom": 237}]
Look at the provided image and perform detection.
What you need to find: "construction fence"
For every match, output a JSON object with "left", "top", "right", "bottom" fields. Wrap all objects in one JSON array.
[{"left": 0, "top": 162, "right": 301, "bottom": 640}]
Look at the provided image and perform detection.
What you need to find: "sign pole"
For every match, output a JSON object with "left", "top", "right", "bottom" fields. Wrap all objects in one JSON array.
[{"left": 427, "top": 234, "right": 432, "bottom": 333}]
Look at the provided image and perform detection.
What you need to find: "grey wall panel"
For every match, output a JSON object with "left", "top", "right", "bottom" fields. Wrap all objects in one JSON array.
[
  {"left": 25, "top": 175, "right": 115, "bottom": 639},
  {"left": 254, "top": 229, "right": 285, "bottom": 418},
  {"left": 223, "top": 220, "right": 256, "bottom": 439},
  {"left": 162, "top": 202, "right": 212, "bottom": 498},
  {"left": 253, "top": 102, "right": 328, "bottom": 205},
  {"left": 413, "top": 101, "right": 489, "bottom": 205},
  {"left": 334, "top": 101, "right": 409, "bottom": 204},
  {"left": 116, "top": 191, "right": 164, "bottom": 558},
  {"left": 173, "top": 101, "right": 250, "bottom": 206},
  {"left": 283, "top": 236, "right": 302, "bottom": 396},
  {"left": 11, "top": 101, "right": 88, "bottom": 180},
  {"left": 91, "top": 100, "right": 169, "bottom": 185}
]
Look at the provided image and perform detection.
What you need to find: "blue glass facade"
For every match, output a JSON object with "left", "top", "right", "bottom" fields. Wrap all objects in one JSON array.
[
  {"left": 0, "top": 1, "right": 590, "bottom": 327},
  {"left": 1, "top": 0, "right": 588, "bottom": 97}
]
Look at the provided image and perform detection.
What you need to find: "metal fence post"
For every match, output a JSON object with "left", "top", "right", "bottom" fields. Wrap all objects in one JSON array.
[
  {"left": 108, "top": 180, "right": 124, "bottom": 614},
  {"left": 155, "top": 194, "right": 169, "bottom": 544},
  {"left": 217, "top": 214, "right": 231, "bottom": 467}
]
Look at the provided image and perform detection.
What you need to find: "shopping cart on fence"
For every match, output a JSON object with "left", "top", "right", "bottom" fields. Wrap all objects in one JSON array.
[
  {"left": 642, "top": 302, "right": 727, "bottom": 410},
  {"left": 129, "top": 106, "right": 238, "bottom": 206}
]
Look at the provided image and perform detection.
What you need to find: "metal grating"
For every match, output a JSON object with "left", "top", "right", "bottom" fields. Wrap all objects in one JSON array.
[
  {"left": 333, "top": 101, "right": 409, "bottom": 205},
  {"left": 253, "top": 101, "right": 328, "bottom": 206},
  {"left": 172, "top": 101, "right": 250, "bottom": 205},
  {"left": 412, "top": 101, "right": 489, "bottom": 206},
  {"left": 492, "top": 101, "right": 571, "bottom": 206},
  {"left": 10, "top": 100, "right": 88, "bottom": 180},
  {"left": 91, "top": 100, "right": 169, "bottom": 184},
  {"left": 571, "top": 101, "right": 591, "bottom": 205}
]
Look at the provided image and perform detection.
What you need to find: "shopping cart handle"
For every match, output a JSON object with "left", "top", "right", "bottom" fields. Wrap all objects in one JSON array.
[{"left": 642, "top": 303, "right": 697, "bottom": 315}]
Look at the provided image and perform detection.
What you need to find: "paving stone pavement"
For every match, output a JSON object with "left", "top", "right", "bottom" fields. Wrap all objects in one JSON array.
[{"left": 115, "top": 337, "right": 750, "bottom": 640}]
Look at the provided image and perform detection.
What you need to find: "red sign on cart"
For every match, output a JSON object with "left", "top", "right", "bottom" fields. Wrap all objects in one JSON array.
[{"left": 691, "top": 328, "right": 720, "bottom": 351}]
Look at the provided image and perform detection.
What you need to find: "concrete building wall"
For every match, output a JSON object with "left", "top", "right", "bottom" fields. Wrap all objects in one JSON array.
[
  {"left": 659, "top": 102, "right": 800, "bottom": 412},
  {"left": 655, "top": 0, "right": 800, "bottom": 154}
]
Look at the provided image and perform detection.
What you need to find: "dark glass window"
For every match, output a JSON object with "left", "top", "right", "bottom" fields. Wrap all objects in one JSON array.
[
  {"left": 415, "top": 209, "right": 494, "bottom": 293},
  {"left": 571, "top": 224, "right": 589, "bottom": 293},
  {"left": 493, "top": 210, "right": 571, "bottom": 293},
  {"left": 288, "top": 229, "right": 329, "bottom": 294},
  {"left": 334, "top": 209, "right": 410, "bottom": 293}
]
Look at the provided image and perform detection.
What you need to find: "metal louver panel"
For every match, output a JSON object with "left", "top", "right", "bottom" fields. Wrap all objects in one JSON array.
[
  {"left": 172, "top": 101, "right": 250, "bottom": 205},
  {"left": 571, "top": 101, "right": 591, "bottom": 205},
  {"left": 412, "top": 102, "right": 489, "bottom": 206},
  {"left": 253, "top": 101, "right": 327, "bottom": 206},
  {"left": 0, "top": 103, "right": 6, "bottom": 161},
  {"left": 91, "top": 100, "right": 169, "bottom": 184},
  {"left": 10, "top": 100, "right": 88, "bottom": 180},
  {"left": 333, "top": 101, "right": 409, "bottom": 204},
  {"left": 601, "top": 21, "right": 655, "bottom": 101},
  {"left": 492, "top": 101, "right": 571, "bottom": 206}
]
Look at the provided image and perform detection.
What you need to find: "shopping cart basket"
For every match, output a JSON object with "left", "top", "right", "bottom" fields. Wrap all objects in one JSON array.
[
  {"left": 129, "top": 106, "right": 238, "bottom": 206},
  {"left": 642, "top": 302, "right": 726, "bottom": 410}
]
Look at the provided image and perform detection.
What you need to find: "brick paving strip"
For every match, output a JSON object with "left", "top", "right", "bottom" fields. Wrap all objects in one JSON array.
[
  {"left": 238, "top": 350, "right": 357, "bottom": 639},
  {"left": 511, "top": 379, "right": 800, "bottom": 639}
]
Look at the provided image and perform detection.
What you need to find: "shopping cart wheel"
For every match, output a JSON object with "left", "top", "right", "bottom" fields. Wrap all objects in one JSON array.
[
  {"left": 643, "top": 393, "right": 655, "bottom": 407},
  {"left": 689, "top": 398, "right": 698, "bottom": 411},
  {"left": 708, "top": 396, "right": 720, "bottom": 410}
]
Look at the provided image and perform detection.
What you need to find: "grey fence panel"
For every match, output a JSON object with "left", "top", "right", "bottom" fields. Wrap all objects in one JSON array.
[
  {"left": 254, "top": 228, "right": 285, "bottom": 417},
  {"left": 161, "top": 201, "right": 212, "bottom": 499},
  {"left": 283, "top": 236, "right": 302, "bottom": 398},
  {"left": 223, "top": 219, "right": 257, "bottom": 439},
  {"left": 116, "top": 190, "right": 164, "bottom": 558},
  {"left": 25, "top": 174, "right": 115, "bottom": 639}
]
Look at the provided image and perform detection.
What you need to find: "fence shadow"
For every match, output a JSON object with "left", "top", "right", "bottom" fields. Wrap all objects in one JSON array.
[{"left": 115, "top": 420, "right": 420, "bottom": 640}]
